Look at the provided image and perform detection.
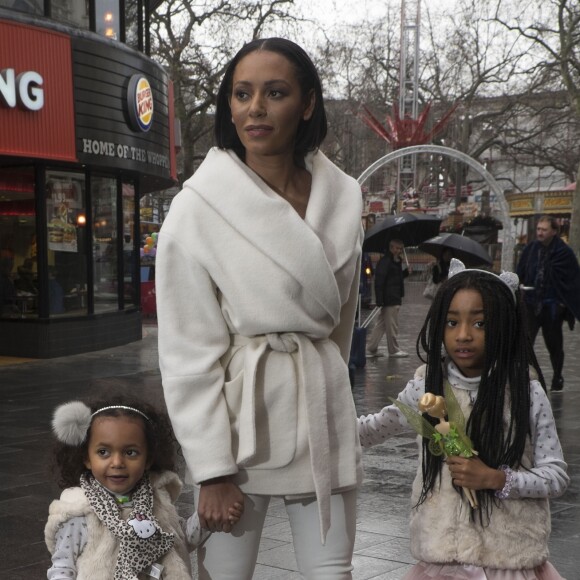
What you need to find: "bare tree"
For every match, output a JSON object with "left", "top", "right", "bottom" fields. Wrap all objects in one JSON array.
[
  {"left": 498, "top": 91, "right": 580, "bottom": 185},
  {"left": 419, "top": 1, "right": 533, "bottom": 196},
  {"left": 493, "top": 0, "right": 580, "bottom": 253},
  {"left": 312, "top": 11, "right": 400, "bottom": 176},
  {"left": 150, "top": 0, "right": 302, "bottom": 184}
]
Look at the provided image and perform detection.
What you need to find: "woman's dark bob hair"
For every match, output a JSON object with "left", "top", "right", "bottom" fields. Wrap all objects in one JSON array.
[{"left": 215, "top": 37, "right": 328, "bottom": 162}]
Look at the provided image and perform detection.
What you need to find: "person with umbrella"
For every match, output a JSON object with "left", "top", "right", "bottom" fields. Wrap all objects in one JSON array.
[
  {"left": 422, "top": 248, "right": 453, "bottom": 301},
  {"left": 418, "top": 233, "right": 493, "bottom": 270},
  {"left": 432, "top": 248, "right": 453, "bottom": 283},
  {"left": 366, "top": 238, "right": 411, "bottom": 358},
  {"left": 419, "top": 233, "right": 493, "bottom": 301},
  {"left": 363, "top": 213, "right": 442, "bottom": 254}
]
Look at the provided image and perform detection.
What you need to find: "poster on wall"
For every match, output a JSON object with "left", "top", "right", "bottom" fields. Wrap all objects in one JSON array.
[{"left": 47, "top": 178, "right": 82, "bottom": 253}]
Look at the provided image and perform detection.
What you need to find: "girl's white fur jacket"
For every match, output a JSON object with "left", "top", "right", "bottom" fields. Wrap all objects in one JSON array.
[
  {"left": 45, "top": 471, "right": 192, "bottom": 580},
  {"left": 410, "top": 383, "right": 550, "bottom": 569},
  {"left": 156, "top": 148, "right": 363, "bottom": 533}
]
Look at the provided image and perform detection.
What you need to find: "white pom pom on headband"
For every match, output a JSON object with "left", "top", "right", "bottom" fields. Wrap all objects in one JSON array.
[
  {"left": 52, "top": 401, "right": 151, "bottom": 446},
  {"left": 52, "top": 401, "right": 92, "bottom": 446},
  {"left": 448, "top": 258, "right": 519, "bottom": 301}
]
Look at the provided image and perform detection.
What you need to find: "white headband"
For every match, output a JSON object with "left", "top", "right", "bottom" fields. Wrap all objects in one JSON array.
[
  {"left": 447, "top": 258, "right": 519, "bottom": 302},
  {"left": 92, "top": 405, "right": 150, "bottom": 422},
  {"left": 52, "top": 401, "right": 150, "bottom": 446}
]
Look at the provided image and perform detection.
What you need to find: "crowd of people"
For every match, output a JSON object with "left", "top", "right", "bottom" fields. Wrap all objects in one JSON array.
[{"left": 43, "top": 37, "right": 579, "bottom": 580}]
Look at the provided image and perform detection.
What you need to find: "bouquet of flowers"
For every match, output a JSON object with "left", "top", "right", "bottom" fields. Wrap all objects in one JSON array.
[{"left": 391, "top": 382, "right": 479, "bottom": 508}]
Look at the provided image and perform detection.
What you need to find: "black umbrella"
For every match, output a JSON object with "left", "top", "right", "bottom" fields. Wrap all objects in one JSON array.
[
  {"left": 419, "top": 233, "right": 492, "bottom": 267},
  {"left": 363, "top": 212, "right": 442, "bottom": 253}
]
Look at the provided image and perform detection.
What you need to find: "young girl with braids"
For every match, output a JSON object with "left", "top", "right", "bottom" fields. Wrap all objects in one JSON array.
[
  {"left": 45, "top": 397, "right": 242, "bottom": 579},
  {"left": 359, "top": 259, "right": 569, "bottom": 580}
]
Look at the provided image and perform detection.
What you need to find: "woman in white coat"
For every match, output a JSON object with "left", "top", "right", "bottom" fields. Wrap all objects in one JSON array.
[{"left": 156, "top": 37, "right": 363, "bottom": 579}]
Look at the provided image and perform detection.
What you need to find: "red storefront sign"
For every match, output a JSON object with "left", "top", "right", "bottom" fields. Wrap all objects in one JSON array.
[
  {"left": 0, "top": 20, "right": 76, "bottom": 162},
  {"left": 369, "top": 201, "right": 385, "bottom": 213}
]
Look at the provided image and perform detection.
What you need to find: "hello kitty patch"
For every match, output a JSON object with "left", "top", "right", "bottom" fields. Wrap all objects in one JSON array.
[{"left": 129, "top": 513, "right": 158, "bottom": 539}]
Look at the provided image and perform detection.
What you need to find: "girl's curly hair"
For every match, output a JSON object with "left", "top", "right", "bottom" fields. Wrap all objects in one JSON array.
[{"left": 51, "top": 395, "right": 177, "bottom": 489}]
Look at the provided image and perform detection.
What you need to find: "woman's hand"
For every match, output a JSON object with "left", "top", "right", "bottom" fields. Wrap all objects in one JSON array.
[
  {"left": 446, "top": 456, "right": 506, "bottom": 491},
  {"left": 198, "top": 477, "right": 245, "bottom": 533}
]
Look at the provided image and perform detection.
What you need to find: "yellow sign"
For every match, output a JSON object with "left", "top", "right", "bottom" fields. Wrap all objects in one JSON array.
[
  {"left": 544, "top": 196, "right": 571, "bottom": 210},
  {"left": 510, "top": 198, "right": 533, "bottom": 211}
]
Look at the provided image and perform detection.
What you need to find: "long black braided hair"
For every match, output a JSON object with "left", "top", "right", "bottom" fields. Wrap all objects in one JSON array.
[{"left": 415, "top": 267, "right": 546, "bottom": 520}]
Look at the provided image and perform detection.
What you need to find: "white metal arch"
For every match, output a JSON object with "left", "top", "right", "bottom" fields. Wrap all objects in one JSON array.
[{"left": 357, "top": 144, "right": 514, "bottom": 270}]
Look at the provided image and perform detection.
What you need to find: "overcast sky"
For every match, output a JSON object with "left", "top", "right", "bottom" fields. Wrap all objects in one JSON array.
[
  {"left": 283, "top": 0, "right": 463, "bottom": 56},
  {"left": 294, "top": 0, "right": 460, "bottom": 28}
]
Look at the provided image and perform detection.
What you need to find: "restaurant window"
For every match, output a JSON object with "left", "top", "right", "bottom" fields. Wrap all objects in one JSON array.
[
  {"left": 50, "top": 0, "right": 90, "bottom": 29},
  {"left": 46, "top": 170, "right": 87, "bottom": 317},
  {"left": 0, "top": 0, "right": 43, "bottom": 15},
  {"left": 125, "top": 1, "right": 142, "bottom": 51},
  {"left": 95, "top": 0, "right": 120, "bottom": 40},
  {"left": 122, "top": 181, "right": 137, "bottom": 307},
  {"left": 92, "top": 175, "right": 118, "bottom": 313},
  {"left": 0, "top": 167, "right": 37, "bottom": 319}
]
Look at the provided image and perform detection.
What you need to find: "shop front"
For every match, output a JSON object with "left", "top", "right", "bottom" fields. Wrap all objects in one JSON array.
[
  {"left": 506, "top": 189, "right": 573, "bottom": 240},
  {"left": 0, "top": 8, "right": 176, "bottom": 357}
]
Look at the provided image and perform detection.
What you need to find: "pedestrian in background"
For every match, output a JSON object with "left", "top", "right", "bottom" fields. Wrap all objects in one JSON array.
[
  {"left": 360, "top": 259, "right": 569, "bottom": 579},
  {"left": 516, "top": 215, "right": 580, "bottom": 391},
  {"left": 366, "top": 238, "right": 410, "bottom": 358},
  {"left": 156, "top": 37, "right": 363, "bottom": 579},
  {"left": 423, "top": 248, "right": 452, "bottom": 301},
  {"left": 432, "top": 248, "right": 452, "bottom": 285}
]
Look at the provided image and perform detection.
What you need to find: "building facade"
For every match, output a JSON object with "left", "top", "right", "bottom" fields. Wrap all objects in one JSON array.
[{"left": 0, "top": 2, "right": 177, "bottom": 357}]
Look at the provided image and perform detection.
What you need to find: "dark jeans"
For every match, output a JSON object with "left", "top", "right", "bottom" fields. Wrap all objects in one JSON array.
[{"left": 525, "top": 302, "right": 566, "bottom": 388}]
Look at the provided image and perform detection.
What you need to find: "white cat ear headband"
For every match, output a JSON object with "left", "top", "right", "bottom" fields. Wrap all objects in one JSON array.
[
  {"left": 52, "top": 401, "right": 151, "bottom": 446},
  {"left": 448, "top": 258, "right": 519, "bottom": 302}
]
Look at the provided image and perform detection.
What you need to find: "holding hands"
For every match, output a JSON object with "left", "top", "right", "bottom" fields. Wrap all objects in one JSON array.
[{"left": 198, "top": 477, "right": 244, "bottom": 533}]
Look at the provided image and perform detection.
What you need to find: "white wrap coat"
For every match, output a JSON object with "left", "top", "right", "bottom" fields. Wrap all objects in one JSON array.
[{"left": 156, "top": 148, "right": 363, "bottom": 539}]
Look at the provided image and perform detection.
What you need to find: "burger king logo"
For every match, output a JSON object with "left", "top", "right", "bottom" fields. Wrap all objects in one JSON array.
[{"left": 127, "top": 75, "right": 154, "bottom": 132}]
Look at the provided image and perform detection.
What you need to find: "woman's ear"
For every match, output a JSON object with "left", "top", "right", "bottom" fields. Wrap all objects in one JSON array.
[{"left": 303, "top": 89, "right": 315, "bottom": 121}]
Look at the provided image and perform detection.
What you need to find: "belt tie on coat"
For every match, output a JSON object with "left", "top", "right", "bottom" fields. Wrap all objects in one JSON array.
[{"left": 230, "top": 332, "right": 332, "bottom": 544}]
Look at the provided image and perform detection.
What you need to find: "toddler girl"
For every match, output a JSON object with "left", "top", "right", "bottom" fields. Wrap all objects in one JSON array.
[
  {"left": 45, "top": 397, "right": 242, "bottom": 579},
  {"left": 359, "top": 259, "right": 569, "bottom": 579}
]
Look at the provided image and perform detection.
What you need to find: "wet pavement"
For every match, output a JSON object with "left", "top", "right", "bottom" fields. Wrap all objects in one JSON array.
[{"left": 1, "top": 281, "right": 579, "bottom": 579}]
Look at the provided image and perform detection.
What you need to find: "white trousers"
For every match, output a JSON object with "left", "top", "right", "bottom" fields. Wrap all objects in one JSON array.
[{"left": 194, "top": 488, "right": 357, "bottom": 579}]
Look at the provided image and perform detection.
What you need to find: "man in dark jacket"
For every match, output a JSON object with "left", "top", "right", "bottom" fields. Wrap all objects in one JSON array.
[
  {"left": 517, "top": 215, "right": 580, "bottom": 391},
  {"left": 367, "top": 239, "right": 410, "bottom": 358}
]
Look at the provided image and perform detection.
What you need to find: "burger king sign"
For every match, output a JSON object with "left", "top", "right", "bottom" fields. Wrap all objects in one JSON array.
[{"left": 127, "top": 74, "right": 154, "bottom": 132}]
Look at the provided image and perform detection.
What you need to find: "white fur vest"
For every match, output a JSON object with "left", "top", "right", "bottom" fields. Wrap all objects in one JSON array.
[
  {"left": 45, "top": 471, "right": 192, "bottom": 580},
  {"left": 409, "top": 386, "right": 550, "bottom": 569}
]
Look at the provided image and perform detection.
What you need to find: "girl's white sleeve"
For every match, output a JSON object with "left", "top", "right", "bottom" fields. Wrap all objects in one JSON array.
[
  {"left": 358, "top": 377, "right": 424, "bottom": 448},
  {"left": 183, "top": 512, "right": 211, "bottom": 550},
  {"left": 47, "top": 516, "right": 87, "bottom": 579},
  {"left": 505, "top": 380, "right": 570, "bottom": 499}
]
